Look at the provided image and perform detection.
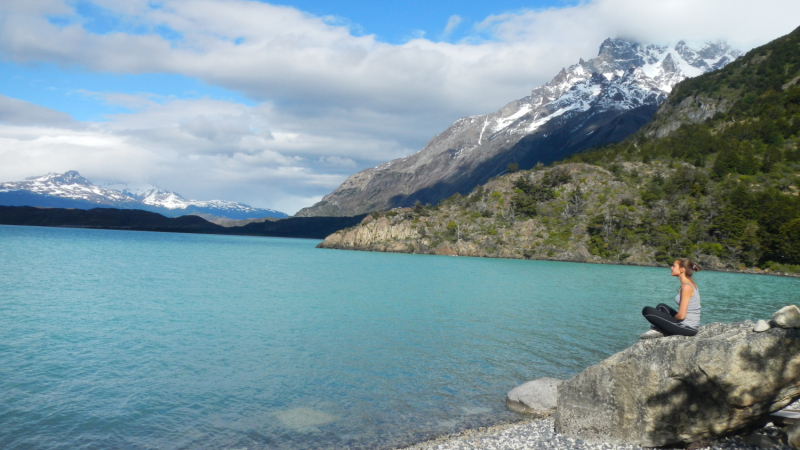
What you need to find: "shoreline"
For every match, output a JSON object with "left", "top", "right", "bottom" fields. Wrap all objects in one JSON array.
[
  {"left": 0, "top": 206, "right": 367, "bottom": 240},
  {"left": 319, "top": 245, "right": 800, "bottom": 279},
  {"left": 395, "top": 376, "right": 800, "bottom": 450},
  {"left": 395, "top": 416, "right": 792, "bottom": 450}
]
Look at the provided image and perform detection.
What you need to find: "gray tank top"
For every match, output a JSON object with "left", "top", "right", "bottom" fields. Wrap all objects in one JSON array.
[{"left": 674, "top": 283, "right": 701, "bottom": 329}]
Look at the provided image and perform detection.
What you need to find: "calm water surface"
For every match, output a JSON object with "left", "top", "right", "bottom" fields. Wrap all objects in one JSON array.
[{"left": 1, "top": 225, "right": 798, "bottom": 449}]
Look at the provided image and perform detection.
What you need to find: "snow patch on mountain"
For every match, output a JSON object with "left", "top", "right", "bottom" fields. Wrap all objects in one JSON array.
[
  {"left": 470, "top": 39, "right": 742, "bottom": 145},
  {"left": 0, "top": 171, "right": 137, "bottom": 205}
]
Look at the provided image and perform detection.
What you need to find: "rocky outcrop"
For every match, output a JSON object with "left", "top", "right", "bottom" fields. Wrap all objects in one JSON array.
[
  {"left": 506, "top": 378, "right": 563, "bottom": 416},
  {"left": 318, "top": 214, "right": 421, "bottom": 253},
  {"left": 554, "top": 321, "right": 800, "bottom": 447},
  {"left": 643, "top": 94, "right": 734, "bottom": 139}
]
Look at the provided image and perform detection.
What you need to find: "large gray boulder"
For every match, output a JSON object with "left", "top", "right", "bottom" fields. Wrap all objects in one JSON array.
[
  {"left": 506, "top": 377, "right": 563, "bottom": 416},
  {"left": 554, "top": 321, "right": 800, "bottom": 447}
]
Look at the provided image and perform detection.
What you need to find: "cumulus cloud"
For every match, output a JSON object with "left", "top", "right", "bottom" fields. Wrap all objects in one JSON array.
[{"left": 0, "top": 0, "right": 798, "bottom": 213}]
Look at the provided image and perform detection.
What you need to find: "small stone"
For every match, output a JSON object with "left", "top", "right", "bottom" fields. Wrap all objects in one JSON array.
[
  {"left": 687, "top": 440, "right": 713, "bottom": 450},
  {"left": 753, "top": 320, "right": 771, "bottom": 332},
  {"left": 742, "top": 433, "right": 776, "bottom": 448},
  {"left": 788, "top": 421, "right": 800, "bottom": 449},
  {"left": 506, "top": 377, "right": 563, "bottom": 416},
  {"left": 773, "top": 305, "right": 800, "bottom": 329},
  {"left": 640, "top": 329, "right": 664, "bottom": 339}
]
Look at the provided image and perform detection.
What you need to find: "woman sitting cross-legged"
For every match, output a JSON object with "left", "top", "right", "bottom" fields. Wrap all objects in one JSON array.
[{"left": 640, "top": 258, "right": 701, "bottom": 339}]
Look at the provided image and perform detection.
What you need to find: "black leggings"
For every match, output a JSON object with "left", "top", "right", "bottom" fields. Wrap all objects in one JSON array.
[{"left": 642, "top": 303, "right": 697, "bottom": 337}]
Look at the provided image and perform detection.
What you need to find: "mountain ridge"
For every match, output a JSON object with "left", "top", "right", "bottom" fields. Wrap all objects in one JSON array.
[
  {"left": 0, "top": 205, "right": 364, "bottom": 240},
  {"left": 0, "top": 171, "right": 288, "bottom": 220},
  {"left": 296, "top": 38, "right": 741, "bottom": 218}
]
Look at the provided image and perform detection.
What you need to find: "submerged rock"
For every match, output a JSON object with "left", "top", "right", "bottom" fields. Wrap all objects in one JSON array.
[
  {"left": 774, "top": 305, "right": 800, "bottom": 329},
  {"left": 506, "top": 378, "right": 563, "bottom": 416},
  {"left": 271, "top": 407, "right": 336, "bottom": 433},
  {"left": 554, "top": 321, "right": 800, "bottom": 447}
]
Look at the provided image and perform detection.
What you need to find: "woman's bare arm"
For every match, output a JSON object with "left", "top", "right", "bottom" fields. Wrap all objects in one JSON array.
[{"left": 675, "top": 284, "right": 693, "bottom": 321}]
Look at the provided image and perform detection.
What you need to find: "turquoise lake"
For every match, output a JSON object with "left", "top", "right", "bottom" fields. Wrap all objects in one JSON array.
[{"left": 1, "top": 224, "right": 799, "bottom": 449}]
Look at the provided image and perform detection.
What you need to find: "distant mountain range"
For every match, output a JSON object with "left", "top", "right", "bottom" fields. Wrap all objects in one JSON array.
[
  {"left": 0, "top": 171, "right": 288, "bottom": 220},
  {"left": 296, "top": 38, "right": 742, "bottom": 217}
]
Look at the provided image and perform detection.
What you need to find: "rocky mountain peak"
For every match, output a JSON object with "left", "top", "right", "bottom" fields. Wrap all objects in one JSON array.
[
  {"left": 591, "top": 38, "right": 647, "bottom": 73},
  {"left": 660, "top": 53, "right": 680, "bottom": 73},
  {"left": 23, "top": 170, "right": 93, "bottom": 186},
  {"left": 674, "top": 40, "right": 706, "bottom": 70},
  {"left": 697, "top": 41, "right": 736, "bottom": 59},
  {"left": 51, "top": 170, "right": 92, "bottom": 186}
]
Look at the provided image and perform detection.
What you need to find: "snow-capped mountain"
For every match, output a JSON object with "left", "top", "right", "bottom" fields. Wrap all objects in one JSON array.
[
  {"left": 0, "top": 171, "right": 288, "bottom": 220},
  {"left": 0, "top": 171, "right": 140, "bottom": 206},
  {"left": 99, "top": 181, "right": 286, "bottom": 218},
  {"left": 296, "top": 38, "right": 741, "bottom": 217}
]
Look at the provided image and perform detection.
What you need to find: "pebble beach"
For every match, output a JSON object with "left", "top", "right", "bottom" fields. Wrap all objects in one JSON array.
[
  {"left": 398, "top": 400, "right": 800, "bottom": 450},
  {"left": 398, "top": 418, "right": 791, "bottom": 450}
]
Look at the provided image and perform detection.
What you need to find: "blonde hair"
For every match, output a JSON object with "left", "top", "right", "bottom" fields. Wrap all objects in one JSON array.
[{"left": 676, "top": 258, "right": 701, "bottom": 277}]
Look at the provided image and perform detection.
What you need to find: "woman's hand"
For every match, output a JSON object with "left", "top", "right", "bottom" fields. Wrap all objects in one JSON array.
[{"left": 675, "top": 283, "right": 693, "bottom": 321}]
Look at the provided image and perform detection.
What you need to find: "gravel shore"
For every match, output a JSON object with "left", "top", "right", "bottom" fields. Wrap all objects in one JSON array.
[{"left": 397, "top": 413, "right": 797, "bottom": 450}]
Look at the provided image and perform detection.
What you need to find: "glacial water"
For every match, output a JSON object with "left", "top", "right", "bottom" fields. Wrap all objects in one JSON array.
[{"left": 1, "top": 225, "right": 799, "bottom": 450}]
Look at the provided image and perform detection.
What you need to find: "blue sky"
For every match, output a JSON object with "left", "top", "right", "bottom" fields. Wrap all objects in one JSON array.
[
  {"left": 4, "top": 0, "right": 575, "bottom": 122},
  {"left": 0, "top": 0, "right": 798, "bottom": 214},
  {"left": 275, "top": 0, "right": 578, "bottom": 42}
]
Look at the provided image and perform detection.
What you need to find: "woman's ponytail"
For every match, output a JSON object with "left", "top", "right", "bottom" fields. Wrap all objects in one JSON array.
[{"left": 677, "top": 258, "right": 701, "bottom": 277}]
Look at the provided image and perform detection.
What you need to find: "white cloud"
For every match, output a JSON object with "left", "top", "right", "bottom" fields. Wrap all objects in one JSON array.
[
  {"left": 441, "top": 15, "right": 462, "bottom": 39},
  {"left": 318, "top": 156, "right": 357, "bottom": 168},
  {"left": 0, "top": 0, "right": 799, "bottom": 214},
  {"left": 0, "top": 95, "right": 80, "bottom": 128},
  {"left": 0, "top": 95, "right": 400, "bottom": 214}
]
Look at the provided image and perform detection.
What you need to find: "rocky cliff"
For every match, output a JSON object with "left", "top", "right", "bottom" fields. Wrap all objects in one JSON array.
[{"left": 297, "top": 39, "right": 740, "bottom": 218}]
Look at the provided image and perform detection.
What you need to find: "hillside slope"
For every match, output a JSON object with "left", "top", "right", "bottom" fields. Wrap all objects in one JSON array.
[{"left": 318, "top": 26, "right": 800, "bottom": 274}]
